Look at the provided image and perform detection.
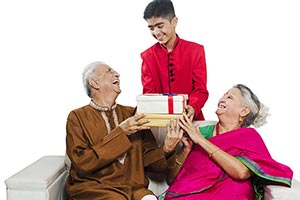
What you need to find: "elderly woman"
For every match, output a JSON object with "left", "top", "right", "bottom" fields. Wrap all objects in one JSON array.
[{"left": 160, "top": 84, "right": 293, "bottom": 200}]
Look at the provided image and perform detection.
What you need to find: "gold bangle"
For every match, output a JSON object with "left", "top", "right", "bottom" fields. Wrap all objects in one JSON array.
[
  {"left": 209, "top": 148, "right": 220, "bottom": 158},
  {"left": 175, "top": 157, "right": 183, "bottom": 166}
]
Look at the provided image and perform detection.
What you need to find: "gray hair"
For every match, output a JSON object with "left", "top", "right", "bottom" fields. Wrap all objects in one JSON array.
[
  {"left": 234, "top": 84, "right": 269, "bottom": 128},
  {"left": 82, "top": 61, "right": 106, "bottom": 98}
]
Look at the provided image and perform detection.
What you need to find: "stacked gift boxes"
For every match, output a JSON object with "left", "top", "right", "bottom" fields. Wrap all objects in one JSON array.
[{"left": 136, "top": 93, "right": 188, "bottom": 127}]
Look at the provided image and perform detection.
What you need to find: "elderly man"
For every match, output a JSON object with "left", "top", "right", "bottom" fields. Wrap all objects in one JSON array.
[{"left": 65, "top": 61, "right": 179, "bottom": 200}]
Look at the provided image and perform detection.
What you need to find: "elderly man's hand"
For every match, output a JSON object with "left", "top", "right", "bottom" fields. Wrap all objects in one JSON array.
[
  {"left": 119, "top": 113, "right": 150, "bottom": 135},
  {"left": 163, "top": 119, "right": 183, "bottom": 154},
  {"left": 181, "top": 133, "right": 193, "bottom": 154}
]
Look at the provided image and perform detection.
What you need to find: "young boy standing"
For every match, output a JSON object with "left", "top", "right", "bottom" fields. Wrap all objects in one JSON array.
[{"left": 141, "top": 0, "right": 209, "bottom": 120}]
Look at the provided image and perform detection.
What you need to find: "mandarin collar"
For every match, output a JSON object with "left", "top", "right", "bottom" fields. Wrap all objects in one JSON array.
[
  {"left": 160, "top": 34, "right": 180, "bottom": 52},
  {"left": 89, "top": 100, "right": 117, "bottom": 111}
]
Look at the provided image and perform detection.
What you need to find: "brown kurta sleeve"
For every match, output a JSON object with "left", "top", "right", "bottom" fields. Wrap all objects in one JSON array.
[
  {"left": 66, "top": 109, "right": 132, "bottom": 177},
  {"left": 142, "top": 129, "right": 169, "bottom": 173},
  {"left": 165, "top": 149, "right": 189, "bottom": 185}
]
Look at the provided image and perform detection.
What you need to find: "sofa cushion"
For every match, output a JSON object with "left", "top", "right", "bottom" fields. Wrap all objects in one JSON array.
[
  {"left": 264, "top": 179, "right": 300, "bottom": 200},
  {"left": 5, "top": 156, "right": 66, "bottom": 190},
  {"left": 150, "top": 120, "right": 217, "bottom": 145}
]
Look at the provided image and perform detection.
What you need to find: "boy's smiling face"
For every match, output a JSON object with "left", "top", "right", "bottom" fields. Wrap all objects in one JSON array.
[{"left": 146, "top": 16, "right": 178, "bottom": 50}]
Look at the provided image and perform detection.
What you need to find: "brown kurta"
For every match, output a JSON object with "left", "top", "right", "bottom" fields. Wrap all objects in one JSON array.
[{"left": 65, "top": 104, "right": 169, "bottom": 200}]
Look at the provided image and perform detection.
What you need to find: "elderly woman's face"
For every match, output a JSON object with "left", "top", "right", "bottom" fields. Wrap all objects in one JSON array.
[{"left": 216, "top": 88, "right": 245, "bottom": 118}]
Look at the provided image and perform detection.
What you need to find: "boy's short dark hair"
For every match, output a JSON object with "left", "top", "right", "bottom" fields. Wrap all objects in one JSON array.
[{"left": 143, "top": 0, "right": 176, "bottom": 21}]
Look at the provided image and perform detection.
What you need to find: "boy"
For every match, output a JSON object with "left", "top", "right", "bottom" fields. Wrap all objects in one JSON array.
[{"left": 141, "top": 0, "right": 209, "bottom": 120}]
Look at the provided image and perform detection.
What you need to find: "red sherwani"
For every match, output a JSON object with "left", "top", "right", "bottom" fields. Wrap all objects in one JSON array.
[
  {"left": 65, "top": 104, "right": 169, "bottom": 200},
  {"left": 141, "top": 35, "right": 209, "bottom": 120}
]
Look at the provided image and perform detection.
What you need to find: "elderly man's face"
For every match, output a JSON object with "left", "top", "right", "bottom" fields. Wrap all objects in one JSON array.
[{"left": 93, "top": 64, "right": 121, "bottom": 95}]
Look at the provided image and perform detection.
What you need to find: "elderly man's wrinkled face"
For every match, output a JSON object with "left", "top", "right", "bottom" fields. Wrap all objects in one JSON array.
[
  {"left": 92, "top": 64, "right": 121, "bottom": 95},
  {"left": 216, "top": 88, "right": 246, "bottom": 119}
]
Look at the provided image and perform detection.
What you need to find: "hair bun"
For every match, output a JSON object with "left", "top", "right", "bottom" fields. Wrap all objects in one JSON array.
[{"left": 253, "top": 103, "right": 270, "bottom": 128}]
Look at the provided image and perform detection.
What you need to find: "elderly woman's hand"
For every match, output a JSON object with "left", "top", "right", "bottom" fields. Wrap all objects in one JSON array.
[
  {"left": 119, "top": 113, "right": 150, "bottom": 135},
  {"left": 163, "top": 118, "right": 183, "bottom": 154},
  {"left": 179, "top": 113, "right": 203, "bottom": 143}
]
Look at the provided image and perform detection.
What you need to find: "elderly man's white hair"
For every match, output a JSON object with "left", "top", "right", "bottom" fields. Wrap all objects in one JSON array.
[{"left": 82, "top": 61, "right": 106, "bottom": 98}]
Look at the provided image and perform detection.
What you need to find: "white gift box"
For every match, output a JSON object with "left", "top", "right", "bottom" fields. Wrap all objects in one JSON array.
[{"left": 136, "top": 93, "right": 188, "bottom": 114}]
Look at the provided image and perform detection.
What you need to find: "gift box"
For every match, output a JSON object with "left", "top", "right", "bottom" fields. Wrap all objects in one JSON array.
[
  {"left": 142, "top": 114, "right": 182, "bottom": 127},
  {"left": 136, "top": 93, "right": 188, "bottom": 127},
  {"left": 136, "top": 93, "right": 188, "bottom": 114}
]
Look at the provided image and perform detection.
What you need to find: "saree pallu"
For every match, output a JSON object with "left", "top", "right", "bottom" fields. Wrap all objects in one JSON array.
[{"left": 159, "top": 127, "right": 293, "bottom": 200}]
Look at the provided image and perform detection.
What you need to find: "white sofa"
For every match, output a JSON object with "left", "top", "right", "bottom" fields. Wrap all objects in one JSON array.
[{"left": 5, "top": 121, "right": 300, "bottom": 200}]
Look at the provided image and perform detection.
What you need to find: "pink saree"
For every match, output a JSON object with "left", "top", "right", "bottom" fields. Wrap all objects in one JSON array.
[{"left": 159, "top": 127, "right": 293, "bottom": 200}]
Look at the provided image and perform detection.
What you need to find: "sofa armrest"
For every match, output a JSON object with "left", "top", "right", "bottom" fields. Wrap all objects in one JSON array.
[
  {"left": 264, "top": 179, "right": 300, "bottom": 200},
  {"left": 5, "top": 155, "right": 68, "bottom": 200}
]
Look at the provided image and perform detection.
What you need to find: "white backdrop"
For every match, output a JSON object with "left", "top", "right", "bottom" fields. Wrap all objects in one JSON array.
[{"left": 1, "top": 0, "right": 299, "bottom": 198}]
